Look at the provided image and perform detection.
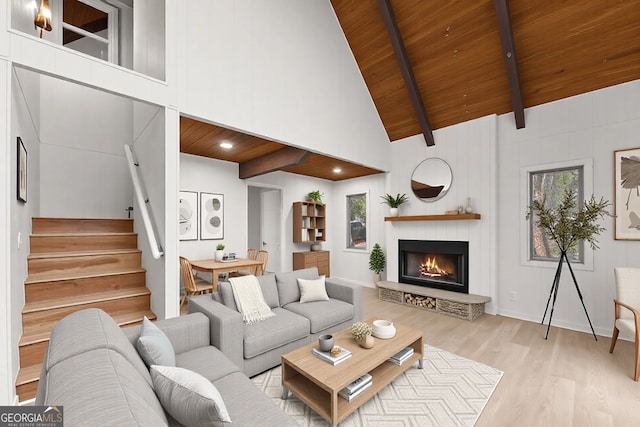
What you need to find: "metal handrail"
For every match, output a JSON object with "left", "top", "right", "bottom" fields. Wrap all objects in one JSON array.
[{"left": 124, "top": 145, "right": 164, "bottom": 259}]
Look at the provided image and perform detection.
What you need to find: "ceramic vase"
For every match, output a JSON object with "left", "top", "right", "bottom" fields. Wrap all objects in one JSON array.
[
  {"left": 215, "top": 250, "right": 225, "bottom": 261},
  {"left": 373, "top": 273, "right": 381, "bottom": 284},
  {"left": 465, "top": 197, "right": 473, "bottom": 214},
  {"left": 358, "top": 335, "right": 374, "bottom": 349},
  {"left": 389, "top": 207, "right": 399, "bottom": 217}
]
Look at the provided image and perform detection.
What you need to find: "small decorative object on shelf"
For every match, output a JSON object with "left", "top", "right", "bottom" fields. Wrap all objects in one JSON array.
[
  {"left": 465, "top": 197, "right": 473, "bottom": 213},
  {"left": 215, "top": 243, "right": 225, "bottom": 261},
  {"left": 372, "top": 319, "right": 396, "bottom": 339},
  {"left": 351, "top": 322, "right": 374, "bottom": 349},
  {"left": 381, "top": 193, "right": 409, "bottom": 217},
  {"left": 307, "top": 190, "right": 324, "bottom": 205}
]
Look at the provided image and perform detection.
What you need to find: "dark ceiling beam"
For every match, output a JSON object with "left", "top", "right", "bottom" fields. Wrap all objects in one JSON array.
[
  {"left": 494, "top": 0, "right": 525, "bottom": 129},
  {"left": 376, "top": 0, "right": 435, "bottom": 146},
  {"left": 239, "top": 146, "right": 311, "bottom": 179}
]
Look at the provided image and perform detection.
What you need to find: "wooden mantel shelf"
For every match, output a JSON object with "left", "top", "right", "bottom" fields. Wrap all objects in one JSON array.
[{"left": 384, "top": 213, "right": 481, "bottom": 222}]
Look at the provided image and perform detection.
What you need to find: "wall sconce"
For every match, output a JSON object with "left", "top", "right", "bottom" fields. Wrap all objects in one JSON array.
[{"left": 34, "top": 0, "right": 52, "bottom": 38}]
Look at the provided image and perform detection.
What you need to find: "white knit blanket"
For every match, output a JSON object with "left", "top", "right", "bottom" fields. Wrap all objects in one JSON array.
[{"left": 229, "top": 275, "right": 275, "bottom": 325}]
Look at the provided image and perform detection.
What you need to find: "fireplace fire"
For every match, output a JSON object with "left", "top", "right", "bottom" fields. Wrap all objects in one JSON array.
[{"left": 398, "top": 240, "right": 468, "bottom": 294}]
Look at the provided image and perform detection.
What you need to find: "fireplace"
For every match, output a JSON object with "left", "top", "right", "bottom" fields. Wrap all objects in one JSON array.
[{"left": 398, "top": 239, "right": 469, "bottom": 294}]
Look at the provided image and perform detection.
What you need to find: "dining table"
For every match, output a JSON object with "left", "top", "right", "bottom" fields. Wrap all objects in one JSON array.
[{"left": 189, "top": 257, "right": 264, "bottom": 292}]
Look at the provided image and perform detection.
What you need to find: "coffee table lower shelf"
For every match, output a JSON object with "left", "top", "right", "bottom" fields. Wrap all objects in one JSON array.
[{"left": 281, "top": 324, "right": 424, "bottom": 426}]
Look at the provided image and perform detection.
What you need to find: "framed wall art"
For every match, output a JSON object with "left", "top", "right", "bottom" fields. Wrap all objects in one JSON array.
[
  {"left": 614, "top": 147, "right": 640, "bottom": 240},
  {"left": 200, "top": 192, "right": 224, "bottom": 240},
  {"left": 17, "top": 137, "right": 27, "bottom": 203},
  {"left": 179, "top": 191, "right": 198, "bottom": 241}
]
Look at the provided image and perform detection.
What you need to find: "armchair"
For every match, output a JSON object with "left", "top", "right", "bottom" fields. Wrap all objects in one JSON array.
[{"left": 609, "top": 267, "right": 640, "bottom": 381}]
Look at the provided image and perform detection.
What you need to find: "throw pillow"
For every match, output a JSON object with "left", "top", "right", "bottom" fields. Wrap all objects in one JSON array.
[
  {"left": 298, "top": 276, "right": 329, "bottom": 303},
  {"left": 150, "top": 365, "right": 231, "bottom": 426},
  {"left": 136, "top": 316, "right": 176, "bottom": 367}
]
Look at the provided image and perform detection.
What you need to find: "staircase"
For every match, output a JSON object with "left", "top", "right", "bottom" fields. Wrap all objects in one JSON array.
[{"left": 16, "top": 217, "right": 157, "bottom": 402}]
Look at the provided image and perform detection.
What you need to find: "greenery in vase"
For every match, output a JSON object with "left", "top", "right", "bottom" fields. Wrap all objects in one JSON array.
[
  {"left": 216, "top": 243, "right": 225, "bottom": 250},
  {"left": 380, "top": 193, "right": 408, "bottom": 208},
  {"left": 526, "top": 188, "right": 610, "bottom": 253},
  {"left": 369, "top": 243, "right": 386, "bottom": 274},
  {"left": 307, "top": 190, "right": 324, "bottom": 205},
  {"left": 351, "top": 322, "right": 372, "bottom": 341}
]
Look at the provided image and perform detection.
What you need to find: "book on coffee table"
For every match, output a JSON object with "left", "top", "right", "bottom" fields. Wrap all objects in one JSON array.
[
  {"left": 339, "top": 378, "right": 372, "bottom": 401},
  {"left": 341, "top": 373, "right": 372, "bottom": 395},
  {"left": 312, "top": 346, "right": 352, "bottom": 365},
  {"left": 388, "top": 347, "right": 414, "bottom": 365}
]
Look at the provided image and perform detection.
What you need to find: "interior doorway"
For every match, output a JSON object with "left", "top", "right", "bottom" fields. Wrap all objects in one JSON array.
[{"left": 247, "top": 185, "right": 282, "bottom": 273}]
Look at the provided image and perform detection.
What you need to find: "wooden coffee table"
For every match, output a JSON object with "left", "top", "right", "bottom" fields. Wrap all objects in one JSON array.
[{"left": 281, "top": 320, "right": 423, "bottom": 426}]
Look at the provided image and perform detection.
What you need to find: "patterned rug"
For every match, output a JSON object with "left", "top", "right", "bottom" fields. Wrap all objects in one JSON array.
[{"left": 251, "top": 345, "right": 503, "bottom": 427}]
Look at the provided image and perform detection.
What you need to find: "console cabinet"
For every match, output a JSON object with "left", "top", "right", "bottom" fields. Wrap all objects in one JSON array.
[
  {"left": 293, "top": 251, "right": 330, "bottom": 277},
  {"left": 292, "top": 201, "right": 326, "bottom": 243}
]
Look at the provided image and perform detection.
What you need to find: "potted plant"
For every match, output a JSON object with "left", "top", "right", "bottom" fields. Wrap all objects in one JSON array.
[
  {"left": 369, "top": 243, "right": 385, "bottom": 284},
  {"left": 381, "top": 193, "right": 408, "bottom": 216},
  {"left": 215, "top": 243, "right": 225, "bottom": 262},
  {"left": 307, "top": 190, "right": 324, "bottom": 205},
  {"left": 526, "top": 188, "right": 610, "bottom": 340},
  {"left": 351, "top": 321, "right": 374, "bottom": 349}
]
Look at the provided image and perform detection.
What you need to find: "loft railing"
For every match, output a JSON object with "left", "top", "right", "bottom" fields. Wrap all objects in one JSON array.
[{"left": 124, "top": 144, "right": 164, "bottom": 259}]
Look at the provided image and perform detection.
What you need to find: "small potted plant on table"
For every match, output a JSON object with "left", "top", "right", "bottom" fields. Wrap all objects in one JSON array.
[
  {"left": 381, "top": 193, "right": 408, "bottom": 217},
  {"left": 215, "top": 243, "right": 225, "bottom": 261}
]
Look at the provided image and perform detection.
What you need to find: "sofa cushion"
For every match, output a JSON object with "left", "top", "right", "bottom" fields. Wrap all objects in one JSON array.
[
  {"left": 136, "top": 317, "right": 176, "bottom": 367},
  {"left": 243, "top": 308, "right": 310, "bottom": 359},
  {"left": 176, "top": 346, "right": 241, "bottom": 383},
  {"left": 213, "top": 372, "right": 299, "bottom": 426},
  {"left": 43, "top": 348, "right": 168, "bottom": 427},
  {"left": 219, "top": 273, "right": 280, "bottom": 310},
  {"left": 298, "top": 276, "right": 329, "bottom": 303},
  {"left": 284, "top": 299, "right": 354, "bottom": 334},
  {"left": 151, "top": 365, "right": 231, "bottom": 427},
  {"left": 275, "top": 268, "right": 320, "bottom": 306},
  {"left": 45, "top": 308, "right": 153, "bottom": 387}
]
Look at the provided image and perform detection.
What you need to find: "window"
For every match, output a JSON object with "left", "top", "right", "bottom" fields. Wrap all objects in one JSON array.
[
  {"left": 529, "top": 165, "right": 584, "bottom": 263},
  {"left": 346, "top": 193, "right": 367, "bottom": 250},
  {"left": 60, "top": 0, "right": 119, "bottom": 63}
]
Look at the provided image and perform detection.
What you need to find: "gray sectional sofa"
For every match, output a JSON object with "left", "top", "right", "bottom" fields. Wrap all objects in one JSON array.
[
  {"left": 35, "top": 308, "right": 298, "bottom": 426},
  {"left": 189, "top": 267, "right": 363, "bottom": 377}
]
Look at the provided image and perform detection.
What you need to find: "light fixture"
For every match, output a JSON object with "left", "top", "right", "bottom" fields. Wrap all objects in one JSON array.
[
  {"left": 333, "top": 167, "right": 342, "bottom": 174},
  {"left": 34, "top": 0, "right": 52, "bottom": 38},
  {"left": 219, "top": 142, "right": 233, "bottom": 149}
]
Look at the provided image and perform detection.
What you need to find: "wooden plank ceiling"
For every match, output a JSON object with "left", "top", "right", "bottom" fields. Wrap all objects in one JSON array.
[{"left": 181, "top": 1, "right": 640, "bottom": 179}]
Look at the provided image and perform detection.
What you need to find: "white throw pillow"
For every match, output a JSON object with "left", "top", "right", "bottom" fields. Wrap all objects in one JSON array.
[
  {"left": 136, "top": 316, "right": 176, "bottom": 367},
  {"left": 150, "top": 365, "right": 232, "bottom": 426},
  {"left": 297, "top": 276, "right": 329, "bottom": 303}
]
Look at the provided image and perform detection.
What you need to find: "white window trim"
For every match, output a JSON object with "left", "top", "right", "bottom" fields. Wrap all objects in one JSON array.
[
  {"left": 55, "top": 0, "right": 119, "bottom": 64},
  {"left": 520, "top": 158, "right": 594, "bottom": 271},
  {"left": 344, "top": 190, "right": 370, "bottom": 253}
]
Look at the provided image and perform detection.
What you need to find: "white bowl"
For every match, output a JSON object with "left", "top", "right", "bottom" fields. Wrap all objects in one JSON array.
[{"left": 372, "top": 319, "right": 396, "bottom": 339}]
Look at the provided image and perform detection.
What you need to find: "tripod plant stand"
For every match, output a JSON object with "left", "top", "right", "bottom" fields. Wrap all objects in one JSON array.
[
  {"left": 541, "top": 250, "right": 597, "bottom": 340},
  {"left": 527, "top": 188, "right": 610, "bottom": 341}
]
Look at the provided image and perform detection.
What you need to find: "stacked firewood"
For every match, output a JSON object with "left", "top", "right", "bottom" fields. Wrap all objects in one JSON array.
[{"left": 404, "top": 293, "right": 436, "bottom": 310}]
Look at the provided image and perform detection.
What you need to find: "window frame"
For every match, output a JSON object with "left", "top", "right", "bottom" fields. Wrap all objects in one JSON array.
[
  {"left": 56, "top": 0, "right": 119, "bottom": 64},
  {"left": 345, "top": 191, "right": 369, "bottom": 252},
  {"left": 520, "top": 158, "right": 594, "bottom": 271}
]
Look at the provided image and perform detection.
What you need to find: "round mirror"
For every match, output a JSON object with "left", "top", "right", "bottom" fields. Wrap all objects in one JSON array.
[{"left": 411, "top": 158, "right": 453, "bottom": 202}]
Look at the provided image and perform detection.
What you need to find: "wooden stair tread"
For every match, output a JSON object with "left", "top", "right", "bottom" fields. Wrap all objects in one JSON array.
[
  {"left": 32, "top": 232, "right": 137, "bottom": 237},
  {"left": 16, "top": 365, "right": 42, "bottom": 385},
  {"left": 25, "top": 268, "right": 146, "bottom": 284},
  {"left": 23, "top": 288, "right": 151, "bottom": 314},
  {"left": 28, "top": 248, "right": 141, "bottom": 260},
  {"left": 20, "top": 310, "right": 157, "bottom": 347}
]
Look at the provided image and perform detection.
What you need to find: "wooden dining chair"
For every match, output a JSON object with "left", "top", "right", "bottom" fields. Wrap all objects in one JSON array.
[
  {"left": 229, "top": 248, "right": 259, "bottom": 277},
  {"left": 255, "top": 249, "right": 269, "bottom": 276},
  {"left": 179, "top": 256, "right": 213, "bottom": 310}
]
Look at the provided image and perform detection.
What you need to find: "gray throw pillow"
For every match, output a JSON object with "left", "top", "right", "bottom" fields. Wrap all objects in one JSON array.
[
  {"left": 150, "top": 365, "right": 231, "bottom": 427},
  {"left": 136, "top": 316, "right": 176, "bottom": 367}
]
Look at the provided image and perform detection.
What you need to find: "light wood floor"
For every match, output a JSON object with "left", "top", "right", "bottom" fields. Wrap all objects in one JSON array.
[
  {"left": 361, "top": 287, "right": 640, "bottom": 427},
  {"left": 183, "top": 287, "right": 640, "bottom": 425}
]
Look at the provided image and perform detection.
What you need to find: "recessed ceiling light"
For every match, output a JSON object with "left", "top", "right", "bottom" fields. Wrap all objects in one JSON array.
[
  {"left": 219, "top": 142, "right": 233, "bottom": 149},
  {"left": 333, "top": 167, "right": 342, "bottom": 173}
]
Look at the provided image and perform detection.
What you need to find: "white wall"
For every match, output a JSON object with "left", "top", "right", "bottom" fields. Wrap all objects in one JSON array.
[
  {"left": 386, "top": 115, "right": 499, "bottom": 313},
  {"left": 132, "top": 103, "right": 168, "bottom": 318},
  {"left": 176, "top": 0, "right": 390, "bottom": 173},
  {"left": 497, "top": 79, "right": 640, "bottom": 337},
  {"left": 39, "top": 75, "right": 134, "bottom": 218},
  {"left": 134, "top": 0, "right": 165, "bottom": 80}
]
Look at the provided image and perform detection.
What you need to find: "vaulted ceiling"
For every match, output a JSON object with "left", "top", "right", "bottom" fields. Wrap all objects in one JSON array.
[{"left": 180, "top": 0, "right": 640, "bottom": 180}]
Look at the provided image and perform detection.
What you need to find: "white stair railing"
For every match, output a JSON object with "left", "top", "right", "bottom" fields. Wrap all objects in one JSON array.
[{"left": 124, "top": 145, "right": 164, "bottom": 259}]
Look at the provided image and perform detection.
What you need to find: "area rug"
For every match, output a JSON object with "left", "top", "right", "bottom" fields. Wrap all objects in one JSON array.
[{"left": 251, "top": 345, "right": 503, "bottom": 427}]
